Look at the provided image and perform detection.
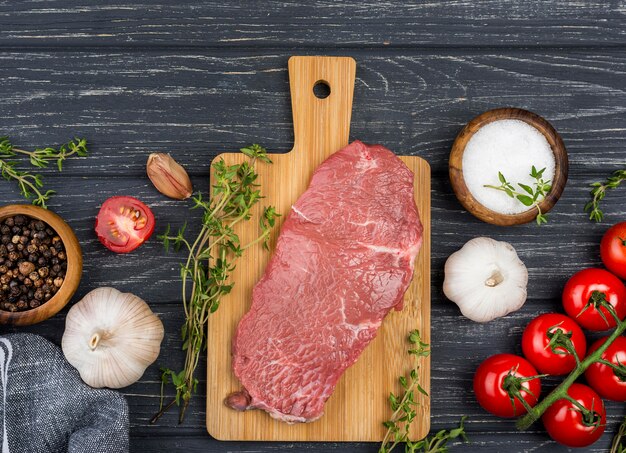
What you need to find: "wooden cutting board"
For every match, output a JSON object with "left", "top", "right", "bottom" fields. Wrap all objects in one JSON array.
[{"left": 206, "top": 56, "right": 431, "bottom": 442}]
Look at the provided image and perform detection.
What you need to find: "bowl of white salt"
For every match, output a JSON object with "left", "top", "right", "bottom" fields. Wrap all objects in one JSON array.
[{"left": 449, "top": 107, "right": 568, "bottom": 226}]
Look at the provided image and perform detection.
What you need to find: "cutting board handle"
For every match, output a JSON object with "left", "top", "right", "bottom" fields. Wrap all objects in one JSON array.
[{"left": 288, "top": 56, "right": 356, "bottom": 163}]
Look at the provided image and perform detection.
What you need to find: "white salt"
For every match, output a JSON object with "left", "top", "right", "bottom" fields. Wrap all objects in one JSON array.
[{"left": 462, "top": 119, "right": 555, "bottom": 215}]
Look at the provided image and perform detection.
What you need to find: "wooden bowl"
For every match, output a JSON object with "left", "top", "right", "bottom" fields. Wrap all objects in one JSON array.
[
  {"left": 449, "top": 107, "right": 568, "bottom": 226},
  {"left": 0, "top": 205, "right": 82, "bottom": 325}
]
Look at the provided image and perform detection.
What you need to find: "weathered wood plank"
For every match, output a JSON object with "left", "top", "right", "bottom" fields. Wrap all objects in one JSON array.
[
  {"left": 0, "top": 18, "right": 625, "bottom": 450},
  {"left": 6, "top": 300, "right": 623, "bottom": 452},
  {"left": 1, "top": 171, "right": 624, "bottom": 450},
  {"left": 127, "top": 430, "right": 621, "bottom": 453},
  {"left": 0, "top": 1, "right": 625, "bottom": 47},
  {"left": 1, "top": 50, "right": 626, "bottom": 178},
  {"left": 0, "top": 172, "right": 622, "bottom": 305}
]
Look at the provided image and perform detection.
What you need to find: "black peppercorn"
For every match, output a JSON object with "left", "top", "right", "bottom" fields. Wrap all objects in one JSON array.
[
  {"left": 0, "top": 215, "right": 66, "bottom": 313},
  {"left": 19, "top": 261, "right": 35, "bottom": 276}
]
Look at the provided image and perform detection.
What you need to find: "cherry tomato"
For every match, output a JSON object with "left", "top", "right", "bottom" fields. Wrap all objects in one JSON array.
[
  {"left": 601, "top": 222, "right": 626, "bottom": 280},
  {"left": 95, "top": 196, "right": 155, "bottom": 253},
  {"left": 542, "top": 383, "right": 606, "bottom": 448},
  {"left": 473, "top": 353, "right": 541, "bottom": 418},
  {"left": 521, "top": 313, "right": 587, "bottom": 375},
  {"left": 584, "top": 336, "right": 626, "bottom": 402},
  {"left": 562, "top": 268, "right": 626, "bottom": 331}
]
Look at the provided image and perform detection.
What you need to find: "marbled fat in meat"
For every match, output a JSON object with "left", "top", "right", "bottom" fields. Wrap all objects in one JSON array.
[{"left": 228, "top": 140, "right": 423, "bottom": 423}]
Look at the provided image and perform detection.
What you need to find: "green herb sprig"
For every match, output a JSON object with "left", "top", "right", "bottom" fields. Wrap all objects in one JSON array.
[
  {"left": 379, "top": 330, "right": 468, "bottom": 453},
  {"left": 151, "top": 144, "right": 278, "bottom": 424},
  {"left": 585, "top": 169, "right": 626, "bottom": 222},
  {"left": 484, "top": 166, "right": 552, "bottom": 225},
  {"left": 0, "top": 136, "right": 88, "bottom": 208},
  {"left": 611, "top": 416, "right": 626, "bottom": 453}
]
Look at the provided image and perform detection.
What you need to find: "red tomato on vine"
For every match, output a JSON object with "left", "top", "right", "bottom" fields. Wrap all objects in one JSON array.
[
  {"left": 542, "top": 383, "right": 606, "bottom": 448},
  {"left": 521, "top": 313, "right": 586, "bottom": 375},
  {"left": 601, "top": 222, "right": 626, "bottom": 280},
  {"left": 562, "top": 268, "right": 626, "bottom": 330},
  {"left": 473, "top": 354, "right": 542, "bottom": 418},
  {"left": 585, "top": 336, "right": 626, "bottom": 402}
]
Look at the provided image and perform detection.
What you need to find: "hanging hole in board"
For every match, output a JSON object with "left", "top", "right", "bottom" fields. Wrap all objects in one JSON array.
[{"left": 313, "top": 80, "right": 331, "bottom": 99}]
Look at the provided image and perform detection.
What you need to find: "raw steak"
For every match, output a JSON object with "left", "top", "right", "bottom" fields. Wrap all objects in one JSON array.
[{"left": 227, "top": 140, "right": 423, "bottom": 423}]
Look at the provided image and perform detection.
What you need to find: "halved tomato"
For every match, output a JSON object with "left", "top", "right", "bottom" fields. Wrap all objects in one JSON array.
[{"left": 95, "top": 196, "right": 155, "bottom": 253}]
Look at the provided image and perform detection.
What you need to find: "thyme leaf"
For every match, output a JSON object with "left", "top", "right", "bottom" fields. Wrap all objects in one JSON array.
[
  {"left": 484, "top": 166, "right": 552, "bottom": 225},
  {"left": 379, "top": 331, "right": 468, "bottom": 453},
  {"left": 151, "top": 144, "right": 278, "bottom": 424},
  {"left": 0, "top": 136, "right": 88, "bottom": 208},
  {"left": 611, "top": 416, "right": 626, "bottom": 453},
  {"left": 585, "top": 169, "right": 626, "bottom": 222}
]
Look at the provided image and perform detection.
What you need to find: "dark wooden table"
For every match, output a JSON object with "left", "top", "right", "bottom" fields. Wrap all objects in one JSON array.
[{"left": 1, "top": 2, "right": 625, "bottom": 451}]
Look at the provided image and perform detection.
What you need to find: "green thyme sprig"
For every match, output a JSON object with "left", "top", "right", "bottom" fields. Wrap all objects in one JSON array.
[
  {"left": 151, "top": 144, "right": 278, "bottom": 424},
  {"left": 404, "top": 418, "right": 468, "bottom": 453},
  {"left": 484, "top": 166, "right": 552, "bottom": 225},
  {"left": 379, "top": 330, "right": 467, "bottom": 453},
  {"left": 0, "top": 136, "right": 88, "bottom": 208},
  {"left": 585, "top": 169, "right": 626, "bottom": 222},
  {"left": 611, "top": 416, "right": 626, "bottom": 453}
]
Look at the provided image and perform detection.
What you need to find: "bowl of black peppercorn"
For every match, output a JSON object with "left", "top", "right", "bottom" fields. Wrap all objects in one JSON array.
[{"left": 0, "top": 205, "right": 82, "bottom": 326}]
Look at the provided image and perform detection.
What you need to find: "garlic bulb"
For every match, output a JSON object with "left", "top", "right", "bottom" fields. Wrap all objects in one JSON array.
[
  {"left": 62, "top": 287, "right": 164, "bottom": 388},
  {"left": 443, "top": 237, "right": 528, "bottom": 323}
]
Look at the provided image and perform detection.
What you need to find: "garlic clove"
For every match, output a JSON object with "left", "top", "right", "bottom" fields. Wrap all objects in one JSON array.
[
  {"left": 62, "top": 287, "right": 164, "bottom": 389},
  {"left": 443, "top": 237, "right": 528, "bottom": 323},
  {"left": 146, "top": 153, "right": 193, "bottom": 200}
]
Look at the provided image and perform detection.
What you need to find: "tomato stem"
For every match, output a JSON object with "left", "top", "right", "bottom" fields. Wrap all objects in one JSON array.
[
  {"left": 579, "top": 290, "right": 618, "bottom": 328},
  {"left": 516, "top": 311, "right": 626, "bottom": 430},
  {"left": 502, "top": 368, "right": 546, "bottom": 416},
  {"left": 598, "top": 358, "right": 626, "bottom": 381},
  {"left": 562, "top": 395, "right": 602, "bottom": 429},
  {"left": 545, "top": 323, "right": 581, "bottom": 366}
]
